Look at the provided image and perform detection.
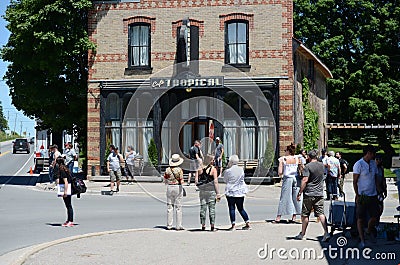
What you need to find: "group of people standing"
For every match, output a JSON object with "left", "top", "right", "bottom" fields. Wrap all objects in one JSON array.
[
  {"left": 164, "top": 138, "right": 250, "bottom": 231},
  {"left": 273, "top": 143, "right": 388, "bottom": 247}
]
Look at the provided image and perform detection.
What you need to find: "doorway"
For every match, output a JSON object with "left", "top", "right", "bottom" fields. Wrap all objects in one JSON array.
[{"left": 179, "top": 121, "right": 208, "bottom": 156}]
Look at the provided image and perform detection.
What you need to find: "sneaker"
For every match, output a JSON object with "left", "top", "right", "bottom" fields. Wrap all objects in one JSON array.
[
  {"left": 62, "top": 221, "right": 69, "bottom": 227},
  {"left": 322, "top": 232, "right": 330, "bottom": 242},
  {"left": 242, "top": 225, "right": 252, "bottom": 230},
  {"left": 228, "top": 225, "right": 235, "bottom": 231},
  {"left": 176, "top": 227, "right": 185, "bottom": 231},
  {"left": 166, "top": 226, "right": 173, "bottom": 230},
  {"left": 66, "top": 222, "right": 74, "bottom": 227},
  {"left": 109, "top": 190, "right": 114, "bottom": 196},
  {"left": 295, "top": 232, "right": 305, "bottom": 240}
]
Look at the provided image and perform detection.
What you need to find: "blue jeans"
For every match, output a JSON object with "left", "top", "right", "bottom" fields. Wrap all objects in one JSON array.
[
  {"left": 327, "top": 176, "right": 338, "bottom": 198},
  {"left": 49, "top": 167, "right": 54, "bottom": 183},
  {"left": 68, "top": 162, "right": 74, "bottom": 177},
  {"left": 226, "top": 196, "right": 249, "bottom": 224}
]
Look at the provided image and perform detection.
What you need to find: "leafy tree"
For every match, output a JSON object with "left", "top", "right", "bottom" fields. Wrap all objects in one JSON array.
[
  {"left": 294, "top": 0, "right": 400, "bottom": 155},
  {"left": 0, "top": 102, "right": 8, "bottom": 132},
  {"left": 1, "top": 0, "right": 95, "bottom": 152}
]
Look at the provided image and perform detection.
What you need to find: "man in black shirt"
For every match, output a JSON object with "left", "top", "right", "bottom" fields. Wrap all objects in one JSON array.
[{"left": 188, "top": 140, "right": 202, "bottom": 186}]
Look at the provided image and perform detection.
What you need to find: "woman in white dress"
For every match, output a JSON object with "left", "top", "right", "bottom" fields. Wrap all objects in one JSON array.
[{"left": 274, "top": 143, "right": 303, "bottom": 223}]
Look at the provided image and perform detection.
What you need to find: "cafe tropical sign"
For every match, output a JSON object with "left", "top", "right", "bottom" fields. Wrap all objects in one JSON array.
[{"left": 150, "top": 76, "right": 224, "bottom": 89}]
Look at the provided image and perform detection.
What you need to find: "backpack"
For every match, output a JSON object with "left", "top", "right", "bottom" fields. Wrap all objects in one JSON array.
[
  {"left": 196, "top": 165, "right": 214, "bottom": 189},
  {"left": 71, "top": 176, "right": 87, "bottom": 198}
]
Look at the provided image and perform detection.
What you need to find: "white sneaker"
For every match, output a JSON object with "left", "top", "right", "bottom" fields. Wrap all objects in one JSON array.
[
  {"left": 295, "top": 232, "right": 305, "bottom": 240},
  {"left": 322, "top": 232, "right": 330, "bottom": 242}
]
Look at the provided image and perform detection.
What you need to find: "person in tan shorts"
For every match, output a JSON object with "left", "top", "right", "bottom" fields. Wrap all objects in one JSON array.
[{"left": 295, "top": 150, "right": 330, "bottom": 242}]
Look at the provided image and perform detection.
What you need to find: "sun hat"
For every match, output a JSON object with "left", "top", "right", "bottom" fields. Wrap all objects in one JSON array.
[{"left": 169, "top": 154, "right": 184, "bottom": 167}]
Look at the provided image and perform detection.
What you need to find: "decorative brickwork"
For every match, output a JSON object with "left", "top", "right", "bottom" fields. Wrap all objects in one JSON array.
[
  {"left": 123, "top": 16, "right": 156, "bottom": 34},
  {"left": 172, "top": 19, "right": 205, "bottom": 38},
  {"left": 219, "top": 13, "right": 254, "bottom": 30}
]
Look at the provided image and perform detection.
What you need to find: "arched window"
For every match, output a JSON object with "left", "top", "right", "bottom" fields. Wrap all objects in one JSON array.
[
  {"left": 225, "top": 20, "right": 249, "bottom": 65},
  {"left": 105, "top": 93, "right": 120, "bottom": 121}
]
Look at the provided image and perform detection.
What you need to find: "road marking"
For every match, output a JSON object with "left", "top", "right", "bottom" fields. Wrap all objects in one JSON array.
[
  {"left": 0, "top": 151, "right": 10, "bottom": 157},
  {"left": 14, "top": 152, "right": 34, "bottom": 176}
]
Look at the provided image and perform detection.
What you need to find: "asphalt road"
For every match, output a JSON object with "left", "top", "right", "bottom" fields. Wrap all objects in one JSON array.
[
  {"left": 0, "top": 140, "right": 35, "bottom": 176},
  {"left": 0, "top": 184, "right": 281, "bottom": 256}
]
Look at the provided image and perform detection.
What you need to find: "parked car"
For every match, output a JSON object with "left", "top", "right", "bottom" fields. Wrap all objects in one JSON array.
[{"left": 13, "top": 138, "right": 30, "bottom": 154}]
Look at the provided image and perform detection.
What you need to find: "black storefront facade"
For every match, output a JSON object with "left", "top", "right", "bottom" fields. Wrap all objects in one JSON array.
[{"left": 97, "top": 76, "right": 280, "bottom": 174}]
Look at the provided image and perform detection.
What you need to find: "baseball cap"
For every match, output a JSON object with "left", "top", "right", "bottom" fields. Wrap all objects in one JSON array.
[{"left": 215, "top": 137, "right": 220, "bottom": 141}]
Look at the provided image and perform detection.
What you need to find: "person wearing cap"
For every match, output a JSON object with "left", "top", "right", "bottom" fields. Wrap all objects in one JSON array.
[
  {"left": 353, "top": 145, "right": 379, "bottom": 248},
  {"left": 325, "top": 150, "right": 341, "bottom": 200},
  {"left": 295, "top": 150, "right": 330, "bottom": 241},
  {"left": 214, "top": 137, "right": 224, "bottom": 177},
  {"left": 164, "top": 154, "right": 185, "bottom": 230},
  {"left": 223, "top": 154, "right": 251, "bottom": 230},
  {"left": 335, "top": 151, "right": 349, "bottom": 196}
]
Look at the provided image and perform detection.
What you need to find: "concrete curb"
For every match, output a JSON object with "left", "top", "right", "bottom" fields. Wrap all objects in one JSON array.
[{"left": 1, "top": 220, "right": 262, "bottom": 265}]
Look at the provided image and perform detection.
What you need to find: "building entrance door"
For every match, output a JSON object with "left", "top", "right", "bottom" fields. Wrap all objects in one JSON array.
[{"left": 179, "top": 121, "right": 208, "bottom": 156}]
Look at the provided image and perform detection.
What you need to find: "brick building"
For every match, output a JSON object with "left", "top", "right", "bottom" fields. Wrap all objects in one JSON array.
[{"left": 87, "top": 0, "right": 332, "bottom": 175}]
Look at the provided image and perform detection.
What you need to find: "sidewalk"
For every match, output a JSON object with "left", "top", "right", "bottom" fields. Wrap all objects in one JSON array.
[{"left": 2, "top": 178, "right": 400, "bottom": 265}]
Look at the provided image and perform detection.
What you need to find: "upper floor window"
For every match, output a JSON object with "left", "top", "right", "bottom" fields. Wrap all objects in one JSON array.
[
  {"left": 128, "top": 24, "right": 150, "bottom": 68},
  {"left": 225, "top": 21, "right": 249, "bottom": 65}
]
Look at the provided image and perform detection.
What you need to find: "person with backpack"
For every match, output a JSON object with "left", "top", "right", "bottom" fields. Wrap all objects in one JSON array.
[
  {"left": 56, "top": 156, "right": 75, "bottom": 227},
  {"left": 195, "top": 155, "right": 221, "bottom": 231},
  {"left": 223, "top": 155, "right": 251, "bottom": 230}
]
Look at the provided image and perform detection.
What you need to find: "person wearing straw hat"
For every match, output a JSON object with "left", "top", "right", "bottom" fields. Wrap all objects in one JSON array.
[{"left": 164, "top": 154, "right": 185, "bottom": 230}]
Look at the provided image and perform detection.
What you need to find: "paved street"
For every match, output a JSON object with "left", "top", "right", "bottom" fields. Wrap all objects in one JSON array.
[
  {"left": 0, "top": 150, "right": 399, "bottom": 264},
  {"left": 0, "top": 175, "right": 399, "bottom": 264},
  {"left": 0, "top": 140, "right": 34, "bottom": 176}
]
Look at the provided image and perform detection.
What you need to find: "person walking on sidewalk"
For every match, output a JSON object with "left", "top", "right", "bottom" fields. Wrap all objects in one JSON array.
[
  {"left": 214, "top": 137, "right": 224, "bottom": 177},
  {"left": 164, "top": 154, "right": 185, "bottom": 231},
  {"left": 274, "top": 143, "right": 303, "bottom": 223},
  {"left": 223, "top": 155, "right": 251, "bottom": 231},
  {"left": 107, "top": 146, "right": 124, "bottom": 195},
  {"left": 196, "top": 155, "right": 221, "bottom": 231},
  {"left": 56, "top": 156, "right": 74, "bottom": 227},
  {"left": 335, "top": 151, "right": 348, "bottom": 196},
  {"left": 295, "top": 150, "right": 330, "bottom": 241},
  {"left": 125, "top": 145, "right": 136, "bottom": 184},
  {"left": 353, "top": 145, "right": 379, "bottom": 248}
]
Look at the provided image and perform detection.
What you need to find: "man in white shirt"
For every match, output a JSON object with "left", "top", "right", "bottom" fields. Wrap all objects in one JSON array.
[
  {"left": 107, "top": 145, "right": 124, "bottom": 195},
  {"left": 353, "top": 145, "right": 379, "bottom": 248},
  {"left": 325, "top": 151, "right": 341, "bottom": 200}
]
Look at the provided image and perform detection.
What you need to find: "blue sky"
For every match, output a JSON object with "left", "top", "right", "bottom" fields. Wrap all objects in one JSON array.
[{"left": 1, "top": 1, "right": 36, "bottom": 137}]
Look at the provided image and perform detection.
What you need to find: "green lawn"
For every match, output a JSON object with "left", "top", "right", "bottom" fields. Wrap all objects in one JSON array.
[{"left": 329, "top": 141, "right": 400, "bottom": 178}]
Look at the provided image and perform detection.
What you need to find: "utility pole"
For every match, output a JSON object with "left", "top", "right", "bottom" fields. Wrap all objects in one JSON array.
[{"left": 13, "top": 114, "right": 17, "bottom": 137}]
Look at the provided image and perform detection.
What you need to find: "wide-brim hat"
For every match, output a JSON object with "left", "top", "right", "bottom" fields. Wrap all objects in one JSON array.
[{"left": 169, "top": 154, "right": 184, "bottom": 167}]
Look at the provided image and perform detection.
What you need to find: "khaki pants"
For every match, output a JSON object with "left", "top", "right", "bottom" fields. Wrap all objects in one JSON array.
[{"left": 166, "top": 185, "right": 183, "bottom": 229}]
